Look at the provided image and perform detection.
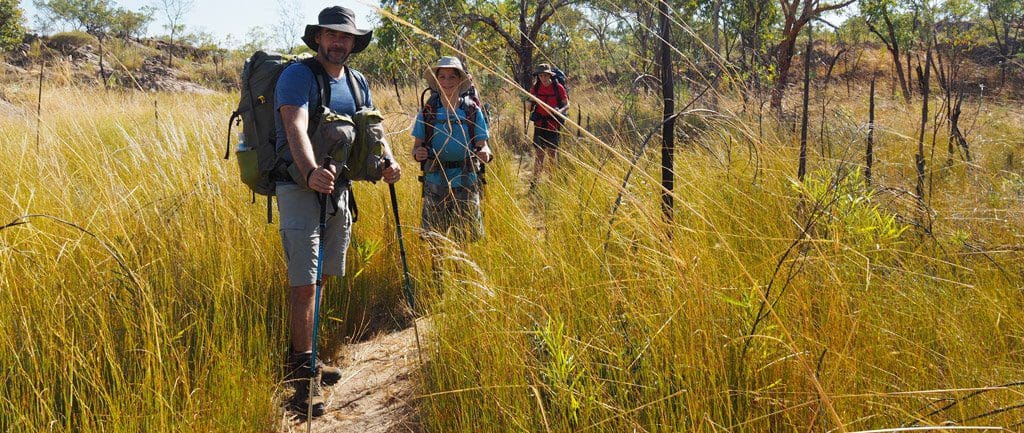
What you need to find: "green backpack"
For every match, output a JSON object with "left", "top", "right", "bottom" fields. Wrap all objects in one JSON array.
[{"left": 225, "top": 51, "right": 385, "bottom": 222}]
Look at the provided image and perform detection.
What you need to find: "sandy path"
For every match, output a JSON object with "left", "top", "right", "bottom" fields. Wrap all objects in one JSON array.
[{"left": 280, "top": 320, "right": 428, "bottom": 433}]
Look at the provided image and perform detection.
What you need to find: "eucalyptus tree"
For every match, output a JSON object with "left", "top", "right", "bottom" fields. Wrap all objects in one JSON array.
[
  {"left": 151, "top": 0, "right": 194, "bottom": 67},
  {"left": 33, "top": 0, "right": 122, "bottom": 87},
  {"left": 0, "top": 0, "right": 25, "bottom": 51},
  {"left": 462, "top": 0, "right": 586, "bottom": 88},
  {"left": 769, "top": 0, "right": 855, "bottom": 110},
  {"left": 723, "top": 0, "right": 780, "bottom": 97},
  {"left": 860, "top": 0, "right": 918, "bottom": 102},
  {"left": 109, "top": 7, "right": 152, "bottom": 40},
  {"left": 376, "top": 0, "right": 470, "bottom": 83},
  {"left": 984, "top": 0, "right": 1024, "bottom": 84},
  {"left": 273, "top": 0, "right": 303, "bottom": 53}
]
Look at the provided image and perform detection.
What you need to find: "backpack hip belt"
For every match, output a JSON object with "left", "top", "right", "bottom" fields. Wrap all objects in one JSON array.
[{"left": 423, "top": 157, "right": 478, "bottom": 173}]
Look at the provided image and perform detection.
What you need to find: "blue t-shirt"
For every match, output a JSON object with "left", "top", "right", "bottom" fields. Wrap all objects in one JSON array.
[
  {"left": 274, "top": 62, "right": 373, "bottom": 163},
  {"left": 412, "top": 104, "right": 490, "bottom": 187}
]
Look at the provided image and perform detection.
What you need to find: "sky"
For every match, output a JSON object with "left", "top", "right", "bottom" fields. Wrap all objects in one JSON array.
[{"left": 18, "top": 0, "right": 380, "bottom": 48}]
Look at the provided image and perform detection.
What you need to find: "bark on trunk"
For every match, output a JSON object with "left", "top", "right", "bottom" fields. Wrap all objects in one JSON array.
[{"left": 659, "top": 0, "right": 675, "bottom": 223}]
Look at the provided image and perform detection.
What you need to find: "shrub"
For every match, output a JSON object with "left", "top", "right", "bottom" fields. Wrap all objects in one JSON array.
[{"left": 48, "top": 31, "right": 97, "bottom": 55}]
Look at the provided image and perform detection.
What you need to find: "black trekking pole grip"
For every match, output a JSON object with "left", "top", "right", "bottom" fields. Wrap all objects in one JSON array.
[{"left": 316, "top": 156, "right": 333, "bottom": 210}]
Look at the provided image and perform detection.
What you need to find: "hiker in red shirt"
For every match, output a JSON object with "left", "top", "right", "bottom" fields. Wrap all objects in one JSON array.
[{"left": 528, "top": 63, "right": 569, "bottom": 177}]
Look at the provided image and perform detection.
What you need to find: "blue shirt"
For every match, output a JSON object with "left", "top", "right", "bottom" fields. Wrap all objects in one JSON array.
[
  {"left": 274, "top": 62, "right": 373, "bottom": 163},
  {"left": 412, "top": 104, "right": 490, "bottom": 187}
]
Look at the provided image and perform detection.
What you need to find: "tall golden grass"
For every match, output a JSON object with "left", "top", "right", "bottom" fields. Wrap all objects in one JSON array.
[{"left": 1, "top": 78, "right": 1022, "bottom": 432}]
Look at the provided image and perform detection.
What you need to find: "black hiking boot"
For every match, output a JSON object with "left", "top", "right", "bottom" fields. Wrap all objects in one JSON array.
[
  {"left": 284, "top": 350, "right": 342, "bottom": 386},
  {"left": 289, "top": 377, "right": 325, "bottom": 418}
]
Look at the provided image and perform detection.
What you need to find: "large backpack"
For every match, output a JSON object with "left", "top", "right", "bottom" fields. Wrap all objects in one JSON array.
[
  {"left": 417, "top": 88, "right": 486, "bottom": 184},
  {"left": 224, "top": 51, "right": 370, "bottom": 222},
  {"left": 551, "top": 66, "right": 568, "bottom": 95}
]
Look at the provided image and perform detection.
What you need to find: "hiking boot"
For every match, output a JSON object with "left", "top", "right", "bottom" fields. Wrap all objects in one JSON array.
[
  {"left": 284, "top": 350, "right": 342, "bottom": 386},
  {"left": 289, "top": 377, "right": 325, "bottom": 418}
]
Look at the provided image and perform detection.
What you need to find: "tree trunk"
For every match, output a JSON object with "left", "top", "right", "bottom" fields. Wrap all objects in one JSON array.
[
  {"left": 659, "top": 0, "right": 675, "bottom": 223},
  {"left": 798, "top": 22, "right": 812, "bottom": 182},
  {"left": 98, "top": 36, "right": 108, "bottom": 92},
  {"left": 915, "top": 48, "right": 931, "bottom": 201},
  {"left": 710, "top": 0, "right": 721, "bottom": 109},
  {"left": 770, "top": 33, "right": 797, "bottom": 111},
  {"left": 866, "top": 78, "right": 875, "bottom": 186},
  {"left": 518, "top": 45, "right": 534, "bottom": 89}
]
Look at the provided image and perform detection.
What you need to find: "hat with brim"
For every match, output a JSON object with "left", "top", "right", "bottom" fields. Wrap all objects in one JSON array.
[
  {"left": 301, "top": 6, "right": 373, "bottom": 53},
  {"left": 532, "top": 63, "right": 554, "bottom": 76},
  {"left": 424, "top": 56, "right": 471, "bottom": 94}
]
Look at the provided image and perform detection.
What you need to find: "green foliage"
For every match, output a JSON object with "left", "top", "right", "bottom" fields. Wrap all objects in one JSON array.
[
  {"left": 0, "top": 0, "right": 25, "bottom": 51},
  {"left": 859, "top": 0, "right": 921, "bottom": 50},
  {"left": 109, "top": 6, "right": 152, "bottom": 40},
  {"left": 798, "top": 169, "right": 908, "bottom": 255},
  {"left": 239, "top": 26, "right": 271, "bottom": 55},
  {"left": 34, "top": 0, "right": 115, "bottom": 37},
  {"left": 48, "top": 30, "right": 99, "bottom": 52},
  {"left": 532, "top": 318, "right": 592, "bottom": 428}
]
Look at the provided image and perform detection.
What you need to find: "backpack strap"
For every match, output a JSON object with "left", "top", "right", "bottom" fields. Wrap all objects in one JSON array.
[
  {"left": 461, "top": 95, "right": 479, "bottom": 151},
  {"left": 422, "top": 90, "right": 439, "bottom": 146},
  {"left": 345, "top": 66, "right": 367, "bottom": 110},
  {"left": 300, "top": 57, "right": 331, "bottom": 135},
  {"left": 225, "top": 110, "right": 241, "bottom": 159}
]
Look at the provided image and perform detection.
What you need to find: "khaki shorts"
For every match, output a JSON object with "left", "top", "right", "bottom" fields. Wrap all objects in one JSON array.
[
  {"left": 421, "top": 182, "right": 483, "bottom": 242},
  {"left": 276, "top": 183, "right": 352, "bottom": 287}
]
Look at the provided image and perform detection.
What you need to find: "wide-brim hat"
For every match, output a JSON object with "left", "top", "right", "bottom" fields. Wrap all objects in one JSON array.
[
  {"left": 424, "top": 56, "right": 471, "bottom": 94},
  {"left": 301, "top": 6, "right": 373, "bottom": 53},
  {"left": 532, "top": 63, "right": 554, "bottom": 76}
]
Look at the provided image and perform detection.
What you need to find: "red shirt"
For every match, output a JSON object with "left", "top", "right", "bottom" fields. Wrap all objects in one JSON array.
[{"left": 530, "top": 81, "right": 567, "bottom": 129}]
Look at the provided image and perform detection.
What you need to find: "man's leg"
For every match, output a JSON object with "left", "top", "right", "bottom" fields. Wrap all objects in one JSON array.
[
  {"left": 277, "top": 184, "right": 345, "bottom": 388},
  {"left": 289, "top": 284, "right": 316, "bottom": 353}
]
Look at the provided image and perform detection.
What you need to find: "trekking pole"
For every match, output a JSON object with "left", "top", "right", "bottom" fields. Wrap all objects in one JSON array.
[
  {"left": 308, "top": 156, "right": 332, "bottom": 428},
  {"left": 385, "top": 157, "right": 423, "bottom": 365}
]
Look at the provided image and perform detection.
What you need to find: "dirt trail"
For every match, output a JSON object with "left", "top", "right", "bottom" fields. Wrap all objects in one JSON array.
[{"left": 280, "top": 320, "right": 427, "bottom": 433}]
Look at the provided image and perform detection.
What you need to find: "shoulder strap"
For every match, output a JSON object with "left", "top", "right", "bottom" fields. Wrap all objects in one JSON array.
[
  {"left": 301, "top": 57, "right": 330, "bottom": 135},
  {"left": 460, "top": 96, "right": 479, "bottom": 151},
  {"left": 422, "top": 91, "right": 439, "bottom": 146},
  {"left": 345, "top": 66, "right": 366, "bottom": 110}
]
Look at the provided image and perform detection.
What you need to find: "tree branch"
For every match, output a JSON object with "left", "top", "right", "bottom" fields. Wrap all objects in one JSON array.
[{"left": 463, "top": 13, "right": 516, "bottom": 47}]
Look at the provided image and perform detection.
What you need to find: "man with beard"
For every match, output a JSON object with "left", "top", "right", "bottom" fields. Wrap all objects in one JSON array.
[{"left": 273, "top": 5, "right": 401, "bottom": 416}]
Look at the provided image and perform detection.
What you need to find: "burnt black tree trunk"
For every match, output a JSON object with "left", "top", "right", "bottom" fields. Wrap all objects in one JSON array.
[
  {"left": 915, "top": 48, "right": 932, "bottom": 201},
  {"left": 98, "top": 35, "right": 108, "bottom": 91},
  {"left": 659, "top": 0, "right": 675, "bottom": 223},
  {"left": 798, "top": 21, "right": 812, "bottom": 182},
  {"left": 933, "top": 33, "right": 971, "bottom": 167},
  {"left": 866, "top": 78, "right": 875, "bottom": 186},
  {"left": 36, "top": 62, "right": 44, "bottom": 149}
]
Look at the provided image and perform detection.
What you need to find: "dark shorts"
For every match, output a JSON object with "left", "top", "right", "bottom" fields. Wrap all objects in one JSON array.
[
  {"left": 532, "top": 127, "right": 561, "bottom": 150},
  {"left": 421, "top": 182, "right": 483, "bottom": 243}
]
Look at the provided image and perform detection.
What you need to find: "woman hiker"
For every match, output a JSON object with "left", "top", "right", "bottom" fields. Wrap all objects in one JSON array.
[
  {"left": 528, "top": 63, "right": 569, "bottom": 179},
  {"left": 411, "top": 56, "right": 493, "bottom": 274}
]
